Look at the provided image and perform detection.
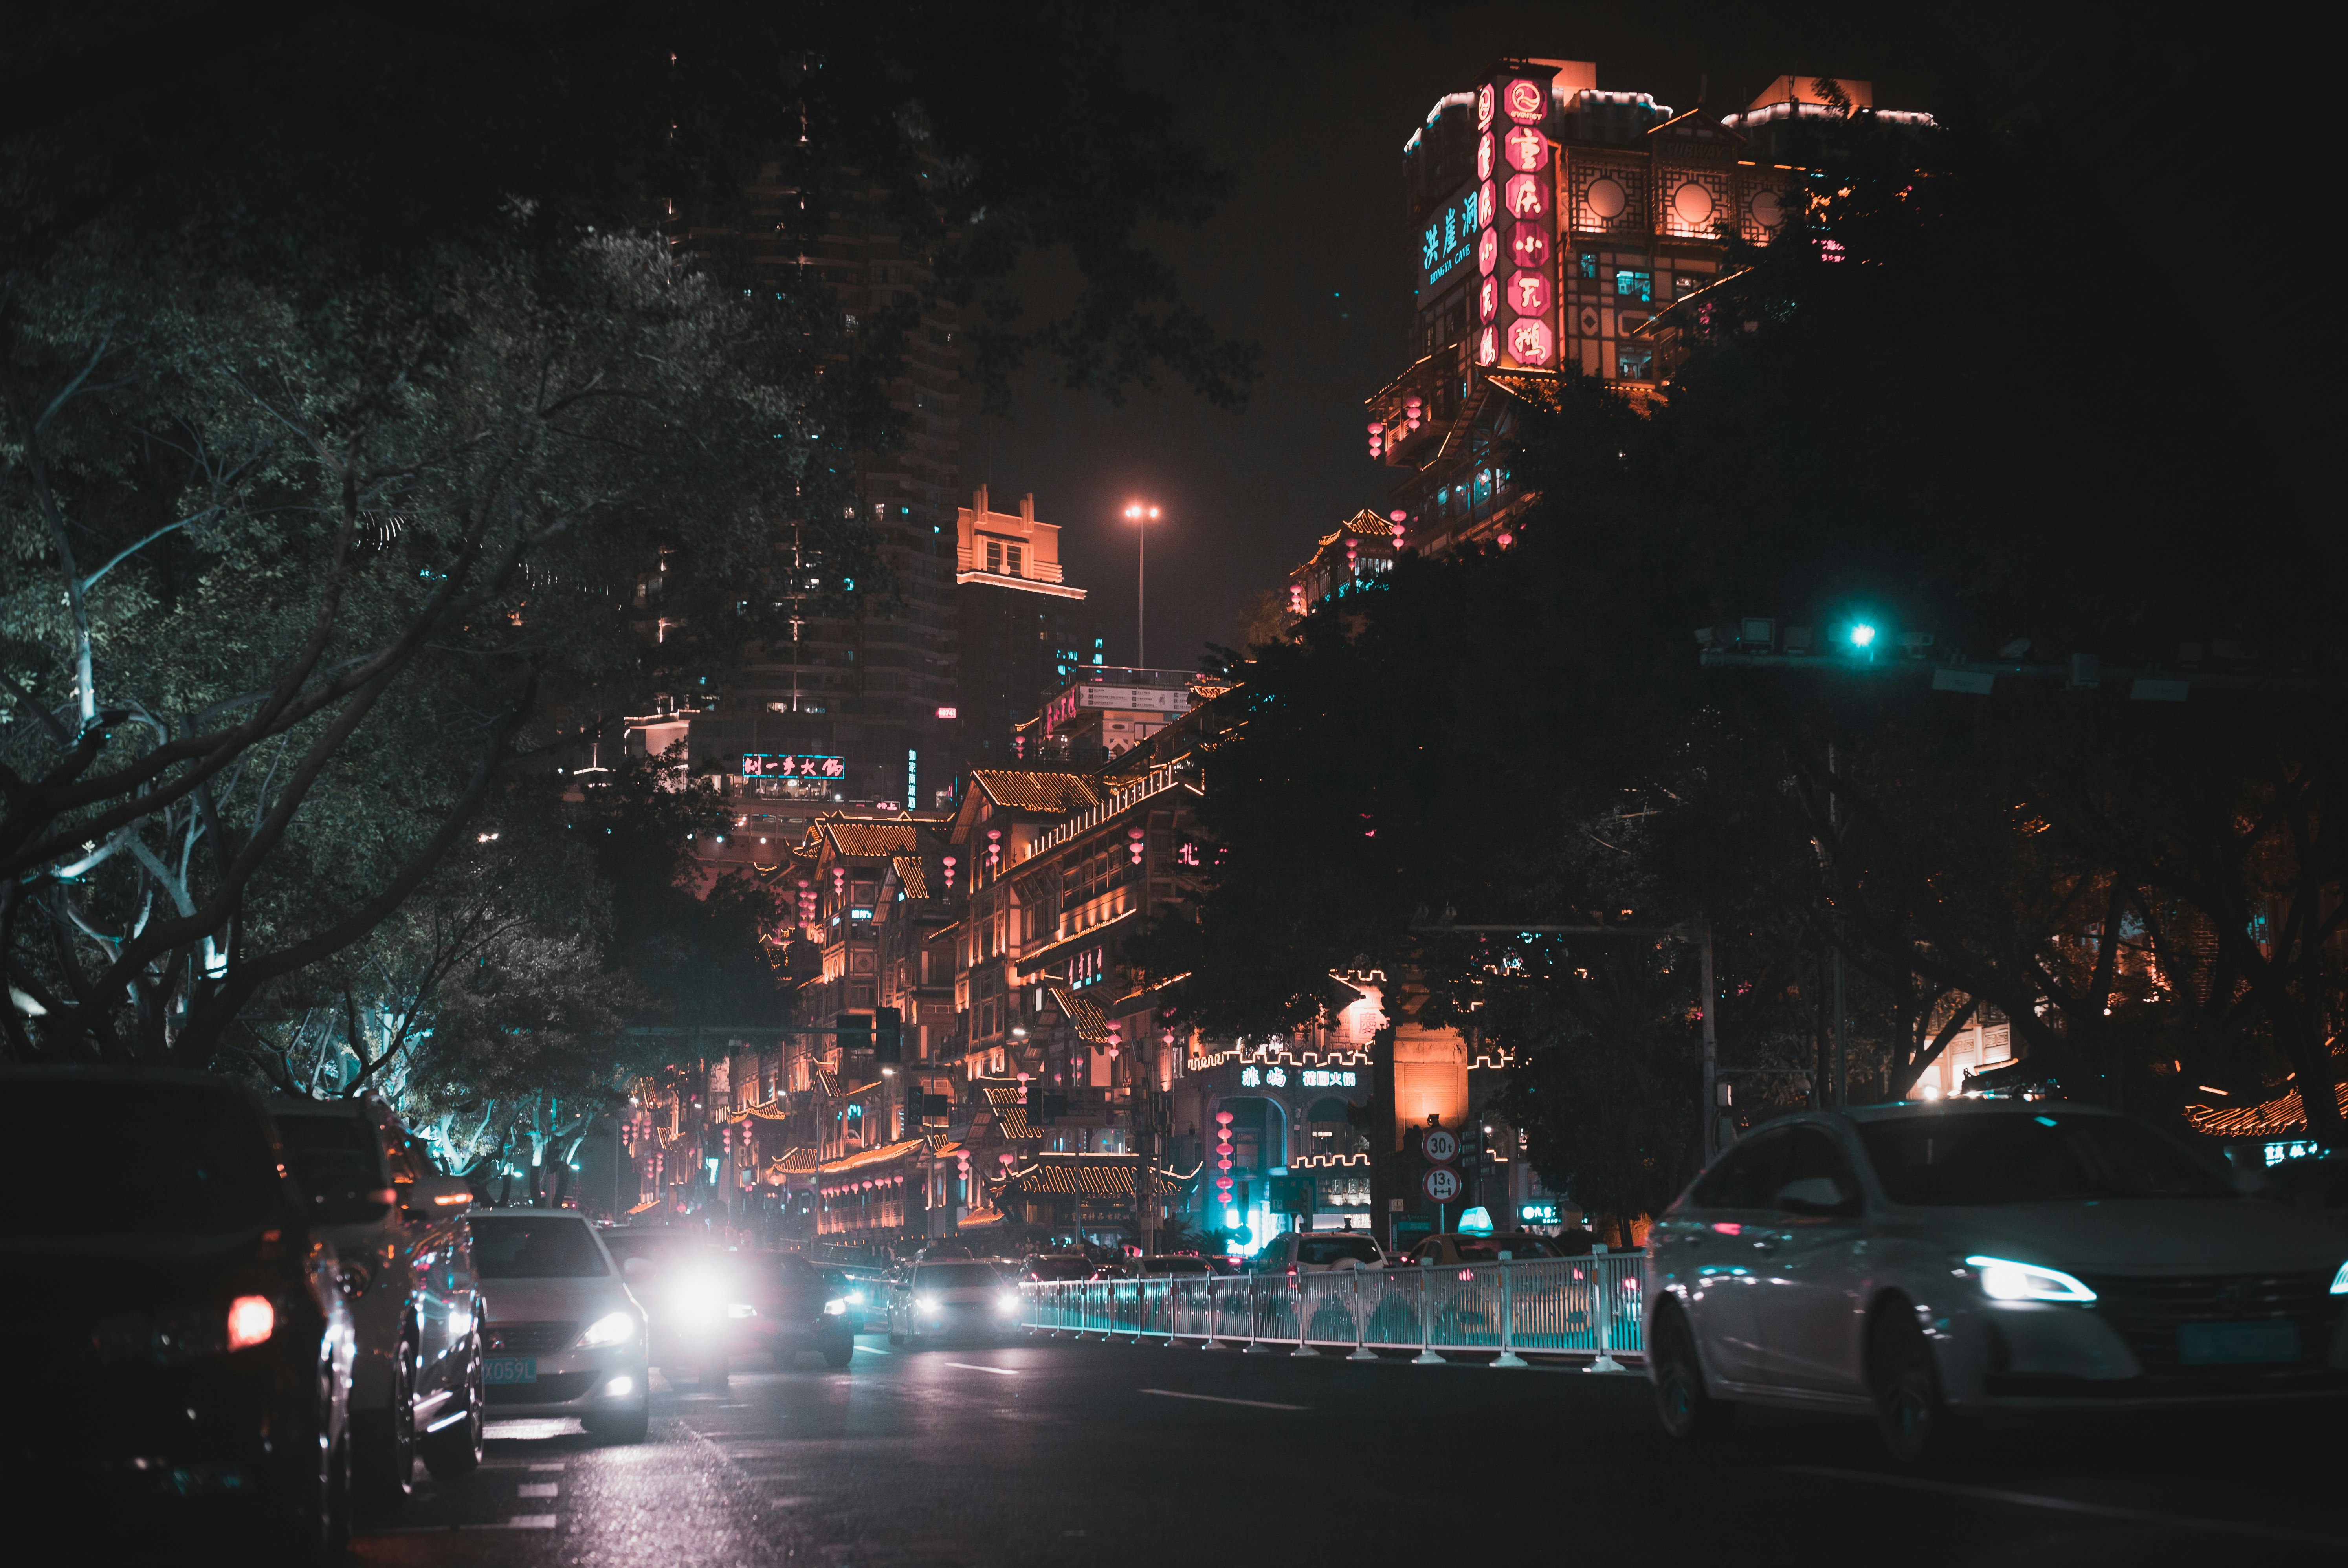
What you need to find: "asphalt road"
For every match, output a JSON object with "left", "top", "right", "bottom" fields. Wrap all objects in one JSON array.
[{"left": 353, "top": 1334, "right": 2346, "bottom": 1567}]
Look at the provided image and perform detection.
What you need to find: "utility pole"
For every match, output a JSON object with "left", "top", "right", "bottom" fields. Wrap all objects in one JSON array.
[
  {"left": 1829, "top": 742, "right": 1848, "bottom": 1109},
  {"left": 1123, "top": 502, "right": 1160, "bottom": 666},
  {"left": 1699, "top": 918, "right": 1719, "bottom": 1163}
]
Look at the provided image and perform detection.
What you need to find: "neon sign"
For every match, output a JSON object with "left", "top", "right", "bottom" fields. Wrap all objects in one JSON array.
[
  {"left": 1477, "top": 275, "right": 1498, "bottom": 324},
  {"left": 1503, "top": 125, "right": 1548, "bottom": 172},
  {"left": 1476, "top": 132, "right": 1495, "bottom": 183},
  {"left": 1300, "top": 1069, "right": 1357, "bottom": 1088},
  {"left": 1506, "top": 270, "right": 1550, "bottom": 317},
  {"left": 1503, "top": 77, "right": 1545, "bottom": 124},
  {"left": 1508, "top": 223, "right": 1548, "bottom": 270},
  {"left": 1419, "top": 188, "right": 1479, "bottom": 298},
  {"left": 1503, "top": 173, "right": 1546, "bottom": 220},
  {"left": 743, "top": 753, "right": 846, "bottom": 780}
]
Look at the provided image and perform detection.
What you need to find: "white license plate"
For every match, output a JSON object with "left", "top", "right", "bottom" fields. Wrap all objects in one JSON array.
[{"left": 484, "top": 1357, "right": 537, "bottom": 1384}]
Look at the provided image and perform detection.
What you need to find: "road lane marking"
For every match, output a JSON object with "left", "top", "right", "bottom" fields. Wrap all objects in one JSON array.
[
  {"left": 527, "top": 1462, "right": 565, "bottom": 1471},
  {"left": 1137, "top": 1388, "right": 1308, "bottom": 1411},
  {"left": 1780, "top": 1468, "right": 2348, "bottom": 1548},
  {"left": 856, "top": 1345, "right": 892, "bottom": 1353},
  {"left": 946, "top": 1362, "right": 1019, "bottom": 1376},
  {"left": 508, "top": 1515, "right": 558, "bottom": 1529},
  {"left": 518, "top": 1483, "right": 558, "bottom": 1498}
]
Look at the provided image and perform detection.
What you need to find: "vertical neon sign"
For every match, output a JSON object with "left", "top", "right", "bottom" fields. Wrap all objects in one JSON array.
[{"left": 1491, "top": 73, "right": 1557, "bottom": 370}]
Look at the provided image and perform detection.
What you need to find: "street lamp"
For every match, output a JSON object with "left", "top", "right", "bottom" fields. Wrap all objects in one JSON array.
[{"left": 1123, "top": 502, "right": 1161, "bottom": 667}]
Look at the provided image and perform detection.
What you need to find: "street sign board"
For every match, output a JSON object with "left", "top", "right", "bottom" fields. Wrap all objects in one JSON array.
[
  {"left": 1422, "top": 1167, "right": 1462, "bottom": 1203},
  {"left": 1421, "top": 1128, "right": 1459, "bottom": 1164}
]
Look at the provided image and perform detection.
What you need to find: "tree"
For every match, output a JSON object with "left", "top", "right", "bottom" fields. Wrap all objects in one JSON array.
[{"left": 1, "top": 231, "right": 801, "bottom": 1066}]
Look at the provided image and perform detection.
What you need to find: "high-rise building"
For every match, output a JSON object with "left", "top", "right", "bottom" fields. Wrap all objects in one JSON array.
[
  {"left": 677, "top": 173, "right": 968, "bottom": 842},
  {"left": 954, "top": 485, "right": 1101, "bottom": 769},
  {"left": 1366, "top": 62, "right": 1927, "bottom": 555}
]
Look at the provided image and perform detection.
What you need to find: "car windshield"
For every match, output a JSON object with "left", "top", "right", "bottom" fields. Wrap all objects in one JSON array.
[
  {"left": 1455, "top": 1236, "right": 1557, "bottom": 1260},
  {"left": 273, "top": 1114, "right": 386, "bottom": 1203},
  {"left": 1296, "top": 1235, "right": 1381, "bottom": 1266},
  {"left": 2, "top": 1080, "right": 281, "bottom": 1237},
  {"left": 470, "top": 1216, "right": 610, "bottom": 1278},
  {"left": 918, "top": 1262, "right": 1002, "bottom": 1288},
  {"left": 1026, "top": 1257, "right": 1091, "bottom": 1280},
  {"left": 1858, "top": 1112, "right": 2232, "bottom": 1205}
]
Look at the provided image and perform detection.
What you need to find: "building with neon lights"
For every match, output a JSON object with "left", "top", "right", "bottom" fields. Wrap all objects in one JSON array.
[{"left": 1366, "top": 62, "right": 1928, "bottom": 556}]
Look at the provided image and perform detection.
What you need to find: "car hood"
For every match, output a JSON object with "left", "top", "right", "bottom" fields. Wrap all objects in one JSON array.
[
  {"left": 1896, "top": 1198, "right": 2348, "bottom": 1277},
  {"left": 480, "top": 1274, "right": 636, "bottom": 1322}
]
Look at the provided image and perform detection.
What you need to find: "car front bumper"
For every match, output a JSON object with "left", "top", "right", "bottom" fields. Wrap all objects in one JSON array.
[{"left": 481, "top": 1337, "right": 648, "bottom": 1416}]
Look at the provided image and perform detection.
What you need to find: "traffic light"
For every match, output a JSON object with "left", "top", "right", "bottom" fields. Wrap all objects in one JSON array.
[
  {"left": 874, "top": 1006, "right": 903, "bottom": 1063},
  {"left": 916, "top": 1092, "right": 952, "bottom": 1120},
  {"left": 835, "top": 1012, "right": 871, "bottom": 1051}
]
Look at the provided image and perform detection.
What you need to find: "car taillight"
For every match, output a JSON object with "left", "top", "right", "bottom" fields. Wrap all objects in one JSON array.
[{"left": 227, "top": 1295, "right": 276, "bottom": 1350}]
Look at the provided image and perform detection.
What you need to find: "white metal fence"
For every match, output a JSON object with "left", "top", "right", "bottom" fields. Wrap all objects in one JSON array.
[{"left": 1014, "top": 1255, "right": 1646, "bottom": 1366}]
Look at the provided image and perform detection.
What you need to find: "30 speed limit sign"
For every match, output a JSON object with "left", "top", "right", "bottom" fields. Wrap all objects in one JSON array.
[
  {"left": 1420, "top": 1127, "right": 1459, "bottom": 1164},
  {"left": 1422, "top": 1166, "right": 1462, "bottom": 1203}
]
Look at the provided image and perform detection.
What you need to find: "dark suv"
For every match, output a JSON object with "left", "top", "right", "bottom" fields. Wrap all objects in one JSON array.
[{"left": 1, "top": 1068, "right": 360, "bottom": 1559}]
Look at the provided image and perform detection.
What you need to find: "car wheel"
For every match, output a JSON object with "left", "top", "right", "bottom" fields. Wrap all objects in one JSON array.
[
  {"left": 356, "top": 1337, "right": 417, "bottom": 1509},
  {"left": 420, "top": 1337, "right": 484, "bottom": 1480},
  {"left": 822, "top": 1343, "right": 855, "bottom": 1368},
  {"left": 1871, "top": 1299, "right": 1957, "bottom": 1464},
  {"left": 583, "top": 1406, "right": 649, "bottom": 1445},
  {"left": 273, "top": 1368, "right": 345, "bottom": 1567},
  {"left": 1650, "top": 1304, "right": 1732, "bottom": 1440}
]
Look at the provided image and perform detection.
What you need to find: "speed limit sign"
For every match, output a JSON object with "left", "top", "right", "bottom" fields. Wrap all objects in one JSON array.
[
  {"left": 1422, "top": 1166, "right": 1462, "bottom": 1203},
  {"left": 1421, "top": 1127, "right": 1458, "bottom": 1164}
]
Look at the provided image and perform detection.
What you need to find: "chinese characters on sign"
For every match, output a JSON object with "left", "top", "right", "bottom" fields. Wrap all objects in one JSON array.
[
  {"left": 1490, "top": 73, "right": 1557, "bottom": 370},
  {"left": 1300, "top": 1069, "right": 1357, "bottom": 1088},
  {"left": 742, "top": 753, "right": 847, "bottom": 780}
]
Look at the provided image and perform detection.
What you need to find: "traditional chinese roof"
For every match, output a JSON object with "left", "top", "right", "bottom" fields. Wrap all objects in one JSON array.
[
  {"left": 1001, "top": 1154, "right": 1198, "bottom": 1198},
  {"left": 817, "top": 1137, "right": 932, "bottom": 1178},
  {"left": 815, "top": 817, "right": 926, "bottom": 858},
  {"left": 2185, "top": 1079, "right": 2348, "bottom": 1141},
  {"left": 626, "top": 1195, "right": 664, "bottom": 1214},
  {"left": 959, "top": 1204, "right": 1009, "bottom": 1229},
  {"left": 891, "top": 854, "right": 930, "bottom": 900},
  {"left": 978, "top": 1082, "right": 1042, "bottom": 1140},
  {"left": 767, "top": 1147, "right": 823, "bottom": 1177},
  {"left": 969, "top": 770, "right": 1103, "bottom": 815},
  {"left": 1046, "top": 983, "right": 1114, "bottom": 1044}
]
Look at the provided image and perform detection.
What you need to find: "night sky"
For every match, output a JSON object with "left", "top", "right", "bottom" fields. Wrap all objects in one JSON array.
[{"left": 963, "top": 2, "right": 1946, "bottom": 672}]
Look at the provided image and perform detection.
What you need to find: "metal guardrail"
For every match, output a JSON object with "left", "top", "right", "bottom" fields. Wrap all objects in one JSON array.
[{"left": 1015, "top": 1254, "right": 1646, "bottom": 1366}]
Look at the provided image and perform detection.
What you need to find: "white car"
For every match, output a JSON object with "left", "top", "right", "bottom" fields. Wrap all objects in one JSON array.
[
  {"left": 469, "top": 1212, "right": 651, "bottom": 1442},
  {"left": 1252, "top": 1231, "right": 1387, "bottom": 1275},
  {"left": 1645, "top": 1102, "right": 2348, "bottom": 1460},
  {"left": 891, "top": 1259, "right": 1023, "bottom": 1344}
]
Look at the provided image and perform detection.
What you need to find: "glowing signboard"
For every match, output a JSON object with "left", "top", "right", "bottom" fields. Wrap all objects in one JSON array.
[
  {"left": 1418, "top": 187, "right": 1479, "bottom": 299},
  {"left": 1477, "top": 274, "right": 1499, "bottom": 324},
  {"left": 1476, "top": 131, "right": 1495, "bottom": 183},
  {"left": 743, "top": 753, "right": 846, "bottom": 780},
  {"left": 1472, "top": 67, "right": 1559, "bottom": 376}
]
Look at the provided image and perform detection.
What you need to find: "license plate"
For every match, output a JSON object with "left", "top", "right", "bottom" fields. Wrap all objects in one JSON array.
[
  {"left": 2177, "top": 1321, "right": 2298, "bottom": 1366},
  {"left": 484, "top": 1357, "right": 537, "bottom": 1384}
]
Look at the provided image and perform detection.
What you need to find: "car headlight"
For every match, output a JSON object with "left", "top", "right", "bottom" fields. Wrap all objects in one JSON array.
[
  {"left": 845, "top": 1288, "right": 866, "bottom": 1306},
  {"left": 580, "top": 1309, "right": 639, "bottom": 1348},
  {"left": 995, "top": 1293, "right": 1021, "bottom": 1316},
  {"left": 674, "top": 1273, "right": 728, "bottom": 1315},
  {"left": 1966, "top": 1255, "right": 2097, "bottom": 1304},
  {"left": 914, "top": 1292, "right": 939, "bottom": 1314},
  {"left": 2331, "top": 1262, "right": 2348, "bottom": 1297},
  {"left": 728, "top": 1302, "right": 758, "bottom": 1319},
  {"left": 823, "top": 1297, "right": 848, "bottom": 1316}
]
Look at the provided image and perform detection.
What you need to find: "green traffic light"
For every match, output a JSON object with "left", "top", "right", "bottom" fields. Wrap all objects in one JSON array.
[{"left": 1849, "top": 624, "right": 1877, "bottom": 648}]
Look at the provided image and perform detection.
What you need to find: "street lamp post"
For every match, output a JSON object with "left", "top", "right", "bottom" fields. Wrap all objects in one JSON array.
[{"left": 1123, "top": 502, "right": 1160, "bottom": 666}]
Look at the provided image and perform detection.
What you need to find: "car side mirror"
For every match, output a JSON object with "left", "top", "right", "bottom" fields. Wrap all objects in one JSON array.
[
  {"left": 402, "top": 1172, "right": 474, "bottom": 1218},
  {"left": 1776, "top": 1176, "right": 1859, "bottom": 1216}
]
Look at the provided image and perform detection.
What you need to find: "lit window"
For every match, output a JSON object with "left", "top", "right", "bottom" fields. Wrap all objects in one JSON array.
[
  {"left": 1578, "top": 251, "right": 1598, "bottom": 280},
  {"left": 986, "top": 540, "right": 1003, "bottom": 572},
  {"left": 1614, "top": 270, "right": 1653, "bottom": 304},
  {"left": 1616, "top": 345, "right": 1655, "bottom": 381}
]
